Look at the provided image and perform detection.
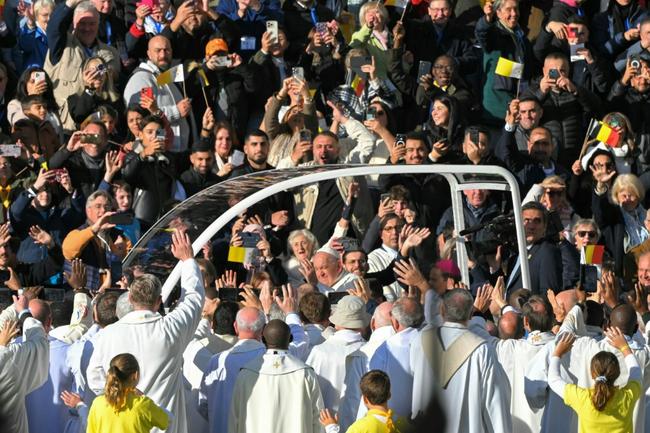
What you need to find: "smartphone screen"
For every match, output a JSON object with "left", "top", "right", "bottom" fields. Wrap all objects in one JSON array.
[
  {"left": 417, "top": 61, "right": 432, "bottom": 80},
  {"left": 266, "top": 20, "right": 278, "bottom": 43}
]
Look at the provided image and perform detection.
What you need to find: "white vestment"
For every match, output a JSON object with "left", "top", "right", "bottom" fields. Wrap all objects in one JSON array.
[
  {"left": 470, "top": 317, "right": 554, "bottom": 433},
  {"left": 410, "top": 322, "right": 512, "bottom": 433},
  {"left": 367, "top": 245, "right": 402, "bottom": 301},
  {"left": 228, "top": 349, "right": 325, "bottom": 433},
  {"left": 525, "top": 305, "right": 650, "bottom": 433},
  {"left": 86, "top": 259, "right": 205, "bottom": 433},
  {"left": 360, "top": 325, "right": 395, "bottom": 363},
  {"left": 368, "top": 327, "right": 418, "bottom": 419},
  {"left": 0, "top": 317, "right": 48, "bottom": 433},
  {"left": 306, "top": 329, "right": 368, "bottom": 431}
]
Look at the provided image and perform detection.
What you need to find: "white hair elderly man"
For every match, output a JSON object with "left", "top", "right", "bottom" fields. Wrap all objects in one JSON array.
[
  {"left": 360, "top": 301, "right": 394, "bottom": 361},
  {"left": 311, "top": 246, "right": 358, "bottom": 294},
  {"left": 87, "top": 232, "right": 204, "bottom": 433},
  {"left": 44, "top": 0, "right": 120, "bottom": 131},
  {"left": 199, "top": 285, "right": 309, "bottom": 433}
]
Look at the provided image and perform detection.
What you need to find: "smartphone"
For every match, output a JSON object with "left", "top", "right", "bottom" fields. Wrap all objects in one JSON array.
[
  {"left": 548, "top": 68, "right": 560, "bottom": 79},
  {"left": 366, "top": 106, "right": 377, "bottom": 121},
  {"left": 155, "top": 128, "right": 166, "bottom": 141},
  {"left": 109, "top": 213, "right": 134, "bottom": 225},
  {"left": 43, "top": 288, "right": 65, "bottom": 302},
  {"left": 350, "top": 56, "right": 372, "bottom": 71},
  {"left": 292, "top": 67, "right": 305, "bottom": 81},
  {"left": 339, "top": 237, "right": 360, "bottom": 252},
  {"left": 240, "top": 231, "right": 261, "bottom": 248},
  {"left": 380, "top": 192, "right": 391, "bottom": 202},
  {"left": 0, "top": 144, "right": 21, "bottom": 157},
  {"left": 316, "top": 22, "right": 328, "bottom": 36},
  {"left": 395, "top": 134, "right": 406, "bottom": 147},
  {"left": 299, "top": 129, "right": 312, "bottom": 142},
  {"left": 33, "top": 71, "right": 45, "bottom": 84},
  {"left": 215, "top": 56, "right": 232, "bottom": 67},
  {"left": 580, "top": 264, "right": 599, "bottom": 293},
  {"left": 328, "top": 291, "right": 348, "bottom": 305},
  {"left": 47, "top": 168, "right": 66, "bottom": 183},
  {"left": 566, "top": 27, "right": 577, "bottom": 39},
  {"left": 218, "top": 287, "right": 260, "bottom": 302},
  {"left": 266, "top": 20, "right": 279, "bottom": 43},
  {"left": 81, "top": 134, "right": 102, "bottom": 144},
  {"left": 417, "top": 60, "right": 432, "bottom": 80},
  {"left": 95, "top": 63, "right": 107, "bottom": 76},
  {"left": 0, "top": 270, "right": 9, "bottom": 284},
  {"left": 140, "top": 86, "right": 153, "bottom": 101}
]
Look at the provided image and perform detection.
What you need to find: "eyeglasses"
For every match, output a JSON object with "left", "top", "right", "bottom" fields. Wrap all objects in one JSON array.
[
  {"left": 383, "top": 225, "right": 404, "bottom": 232},
  {"left": 576, "top": 230, "right": 597, "bottom": 238},
  {"left": 433, "top": 65, "right": 454, "bottom": 72}
]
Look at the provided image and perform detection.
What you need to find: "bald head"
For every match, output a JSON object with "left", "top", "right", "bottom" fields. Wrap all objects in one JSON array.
[
  {"left": 498, "top": 311, "right": 524, "bottom": 340},
  {"left": 263, "top": 319, "right": 291, "bottom": 350},
  {"left": 371, "top": 301, "right": 393, "bottom": 330},
  {"left": 29, "top": 299, "right": 52, "bottom": 331},
  {"left": 610, "top": 304, "right": 638, "bottom": 336},
  {"left": 235, "top": 307, "right": 266, "bottom": 339},
  {"left": 147, "top": 35, "right": 172, "bottom": 70},
  {"left": 555, "top": 290, "right": 578, "bottom": 312}
]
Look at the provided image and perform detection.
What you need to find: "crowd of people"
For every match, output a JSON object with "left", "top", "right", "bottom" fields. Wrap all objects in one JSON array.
[{"left": 1, "top": 0, "right": 650, "bottom": 431}]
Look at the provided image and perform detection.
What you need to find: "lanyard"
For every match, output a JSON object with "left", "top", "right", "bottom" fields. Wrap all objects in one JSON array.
[
  {"left": 625, "top": 18, "right": 631, "bottom": 31},
  {"left": 310, "top": 7, "right": 318, "bottom": 26},
  {"left": 106, "top": 20, "right": 112, "bottom": 45}
]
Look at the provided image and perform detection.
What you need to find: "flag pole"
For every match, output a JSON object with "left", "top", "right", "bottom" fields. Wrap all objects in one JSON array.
[
  {"left": 515, "top": 77, "right": 521, "bottom": 100},
  {"left": 201, "top": 86, "right": 209, "bottom": 107},
  {"left": 578, "top": 118, "right": 598, "bottom": 161},
  {"left": 182, "top": 80, "right": 187, "bottom": 99},
  {"left": 400, "top": 0, "right": 409, "bottom": 21}
]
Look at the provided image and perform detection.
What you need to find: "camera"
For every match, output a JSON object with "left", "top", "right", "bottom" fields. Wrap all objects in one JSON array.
[
  {"left": 461, "top": 213, "right": 517, "bottom": 256},
  {"left": 630, "top": 55, "right": 642, "bottom": 69},
  {"left": 395, "top": 134, "right": 406, "bottom": 147}
]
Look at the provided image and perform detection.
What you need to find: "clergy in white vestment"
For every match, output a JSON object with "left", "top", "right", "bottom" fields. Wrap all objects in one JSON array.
[
  {"left": 183, "top": 300, "right": 238, "bottom": 433},
  {"left": 525, "top": 303, "right": 650, "bottom": 433},
  {"left": 312, "top": 249, "right": 359, "bottom": 294},
  {"left": 360, "top": 301, "right": 395, "bottom": 362},
  {"left": 200, "top": 298, "right": 310, "bottom": 433},
  {"left": 299, "top": 292, "right": 335, "bottom": 354},
  {"left": 229, "top": 320, "right": 324, "bottom": 433},
  {"left": 86, "top": 233, "right": 204, "bottom": 433},
  {"left": 470, "top": 295, "right": 555, "bottom": 433},
  {"left": 0, "top": 297, "right": 50, "bottom": 433},
  {"left": 367, "top": 214, "right": 404, "bottom": 301},
  {"left": 410, "top": 288, "right": 512, "bottom": 433},
  {"left": 63, "top": 291, "right": 121, "bottom": 433},
  {"left": 306, "top": 295, "right": 370, "bottom": 431},
  {"left": 368, "top": 298, "right": 423, "bottom": 420}
]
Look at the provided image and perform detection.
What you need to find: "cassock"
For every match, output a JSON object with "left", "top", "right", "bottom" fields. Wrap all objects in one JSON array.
[
  {"left": 87, "top": 259, "right": 205, "bottom": 433},
  {"left": 367, "top": 245, "right": 403, "bottom": 301},
  {"left": 306, "top": 329, "right": 367, "bottom": 431},
  {"left": 360, "top": 325, "right": 395, "bottom": 363},
  {"left": 26, "top": 335, "right": 73, "bottom": 433},
  {"left": 525, "top": 305, "right": 650, "bottom": 433},
  {"left": 410, "top": 322, "right": 512, "bottom": 433},
  {"left": 470, "top": 317, "right": 554, "bottom": 433},
  {"left": 367, "top": 327, "right": 418, "bottom": 419},
  {"left": 0, "top": 317, "right": 49, "bottom": 433},
  {"left": 228, "top": 349, "right": 324, "bottom": 433}
]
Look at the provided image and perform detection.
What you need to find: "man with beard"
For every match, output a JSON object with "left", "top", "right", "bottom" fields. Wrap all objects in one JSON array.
[
  {"left": 496, "top": 109, "right": 569, "bottom": 194},
  {"left": 123, "top": 35, "right": 196, "bottom": 153},
  {"left": 180, "top": 141, "right": 222, "bottom": 196}
]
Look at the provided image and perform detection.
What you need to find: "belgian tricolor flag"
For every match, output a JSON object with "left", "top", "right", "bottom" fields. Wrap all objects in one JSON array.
[{"left": 588, "top": 121, "right": 620, "bottom": 147}]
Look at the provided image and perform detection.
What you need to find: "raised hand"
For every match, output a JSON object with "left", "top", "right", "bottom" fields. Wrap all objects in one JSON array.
[
  {"left": 275, "top": 284, "right": 297, "bottom": 314},
  {"left": 0, "top": 321, "right": 18, "bottom": 346},
  {"left": 347, "top": 278, "right": 370, "bottom": 304},
  {"left": 553, "top": 332, "right": 575, "bottom": 357},
  {"left": 171, "top": 231, "right": 194, "bottom": 261},
  {"left": 29, "top": 225, "right": 54, "bottom": 248}
]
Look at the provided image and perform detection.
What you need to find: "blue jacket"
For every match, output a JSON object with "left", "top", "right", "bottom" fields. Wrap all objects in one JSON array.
[{"left": 18, "top": 25, "right": 48, "bottom": 70}]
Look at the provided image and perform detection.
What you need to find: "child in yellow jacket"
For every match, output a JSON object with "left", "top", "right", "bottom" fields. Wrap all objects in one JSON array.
[{"left": 319, "top": 370, "right": 407, "bottom": 433}]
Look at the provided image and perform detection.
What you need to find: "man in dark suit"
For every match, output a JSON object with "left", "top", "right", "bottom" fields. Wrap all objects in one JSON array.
[{"left": 505, "top": 201, "right": 562, "bottom": 296}]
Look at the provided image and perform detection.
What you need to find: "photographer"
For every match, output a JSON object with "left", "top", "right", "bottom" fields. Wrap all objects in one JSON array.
[
  {"left": 614, "top": 17, "right": 650, "bottom": 73},
  {"left": 48, "top": 122, "right": 111, "bottom": 199},
  {"left": 607, "top": 56, "right": 650, "bottom": 137},
  {"left": 122, "top": 115, "right": 185, "bottom": 228}
]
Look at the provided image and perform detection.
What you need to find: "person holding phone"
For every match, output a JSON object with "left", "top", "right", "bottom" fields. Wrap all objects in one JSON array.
[{"left": 350, "top": 2, "right": 390, "bottom": 79}]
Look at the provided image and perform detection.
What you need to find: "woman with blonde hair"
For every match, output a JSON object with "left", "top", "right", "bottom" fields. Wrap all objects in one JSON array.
[
  {"left": 350, "top": 1, "right": 391, "bottom": 79},
  {"left": 87, "top": 353, "right": 169, "bottom": 433},
  {"left": 550, "top": 329, "right": 641, "bottom": 433},
  {"left": 67, "top": 56, "right": 121, "bottom": 128}
]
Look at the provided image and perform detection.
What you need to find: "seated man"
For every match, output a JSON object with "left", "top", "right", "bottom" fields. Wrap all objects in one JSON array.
[
  {"left": 62, "top": 190, "right": 130, "bottom": 290},
  {"left": 310, "top": 248, "right": 358, "bottom": 294}
]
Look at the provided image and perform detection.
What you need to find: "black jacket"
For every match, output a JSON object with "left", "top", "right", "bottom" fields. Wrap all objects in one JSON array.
[
  {"left": 180, "top": 168, "right": 223, "bottom": 197},
  {"left": 48, "top": 148, "right": 107, "bottom": 200},
  {"left": 591, "top": 188, "right": 627, "bottom": 276},
  {"left": 505, "top": 239, "right": 563, "bottom": 295}
]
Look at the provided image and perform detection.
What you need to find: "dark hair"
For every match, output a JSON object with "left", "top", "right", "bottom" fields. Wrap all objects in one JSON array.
[
  {"left": 389, "top": 185, "right": 411, "bottom": 202},
  {"left": 522, "top": 201, "right": 548, "bottom": 226},
  {"left": 545, "top": 51, "right": 569, "bottom": 65},
  {"left": 112, "top": 180, "right": 132, "bottom": 194},
  {"left": 464, "top": 125, "right": 490, "bottom": 140},
  {"left": 244, "top": 129, "right": 269, "bottom": 143},
  {"left": 95, "top": 291, "right": 119, "bottom": 327},
  {"left": 590, "top": 351, "right": 620, "bottom": 411},
  {"left": 15, "top": 67, "right": 58, "bottom": 111},
  {"left": 368, "top": 99, "right": 397, "bottom": 134},
  {"left": 20, "top": 94, "right": 48, "bottom": 112},
  {"left": 518, "top": 95, "right": 541, "bottom": 107},
  {"left": 214, "top": 301, "right": 239, "bottom": 335},
  {"left": 139, "top": 115, "right": 164, "bottom": 130},
  {"left": 50, "top": 300, "right": 74, "bottom": 328},
  {"left": 360, "top": 370, "right": 391, "bottom": 405},
  {"left": 567, "top": 15, "right": 587, "bottom": 26},
  {"left": 521, "top": 295, "right": 553, "bottom": 332},
  {"left": 379, "top": 213, "right": 402, "bottom": 231},
  {"left": 84, "top": 120, "right": 109, "bottom": 139},
  {"left": 432, "top": 95, "right": 460, "bottom": 144},
  {"left": 299, "top": 292, "right": 331, "bottom": 323},
  {"left": 405, "top": 131, "right": 429, "bottom": 149},
  {"left": 314, "top": 130, "right": 339, "bottom": 144}
]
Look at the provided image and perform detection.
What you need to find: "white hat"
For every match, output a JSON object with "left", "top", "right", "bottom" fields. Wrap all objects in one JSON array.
[{"left": 329, "top": 295, "right": 370, "bottom": 329}]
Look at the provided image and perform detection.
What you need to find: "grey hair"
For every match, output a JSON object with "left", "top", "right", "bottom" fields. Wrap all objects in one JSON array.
[
  {"left": 116, "top": 292, "right": 133, "bottom": 319},
  {"left": 391, "top": 298, "right": 424, "bottom": 328},
  {"left": 358, "top": 1, "right": 389, "bottom": 26},
  {"left": 287, "top": 229, "right": 319, "bottom": 257},
  {"left": 129, "top": 274, "right": 162, "bottom": 307},
  {"left": 493, "top": 0, "right": 517, "bottom": 11},
  {"left": 34, "top": 0, "right": 55, "bottom": 15},
  {"left": 572, "top": 218, "right": 601, "bottom": 239},
  {"left": 86, "top": 190, "right": 115, "bottom": 210},
  {"left": 235, "top": 308, "right": 266, "bottom": 333},
  {"left": 74, "top": 1, "right": 99, "bottom": 20},
  {"left": 372, "top": 303, "right": 393, "bottom": 328},
  {"left": 442, "top": 289, "right": 474, "bottom": 322}
]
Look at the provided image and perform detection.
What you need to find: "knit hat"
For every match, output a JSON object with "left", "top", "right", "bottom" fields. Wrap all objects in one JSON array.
[
  {"left": 329, "top": 295, "right": 370, "bottom": 329},
  {"left": 206, "top": 38, "right": 229, "bottom": 57}
]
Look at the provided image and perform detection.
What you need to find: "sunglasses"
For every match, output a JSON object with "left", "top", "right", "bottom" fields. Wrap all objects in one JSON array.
[{"left": 576, "top": 230, "right": 597, "bottom": 238}]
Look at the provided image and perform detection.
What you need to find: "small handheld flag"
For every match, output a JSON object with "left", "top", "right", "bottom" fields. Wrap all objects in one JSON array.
[
  {"left": 495, "top": 57, "right": 524, "bottom": 79},
  {"left": 156, "top": 64, "right": 185, "bottom": 86},
  {"left": 351, "top": 75, "right": 365, "bottom": 97},
  {"left": 589, "top": 121, "right": 620, "bottom": 147},
  {"left": 197, "top": 68, "right": 210, "bottom": 106},
  {"left": 227, "top": 246, "right": 255, "bottom": 264},
  {"left": 580, "top": 245, "right": 604, "bottom": 266}
]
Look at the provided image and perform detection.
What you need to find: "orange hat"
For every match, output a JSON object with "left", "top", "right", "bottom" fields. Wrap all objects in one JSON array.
[{"left": 206, "top": 39, "right": 229, "bottom": 57}]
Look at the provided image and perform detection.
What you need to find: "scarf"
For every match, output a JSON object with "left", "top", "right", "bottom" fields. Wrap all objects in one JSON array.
[{"left": 621, "top": 204, "right": 649, "bottom": 251}]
